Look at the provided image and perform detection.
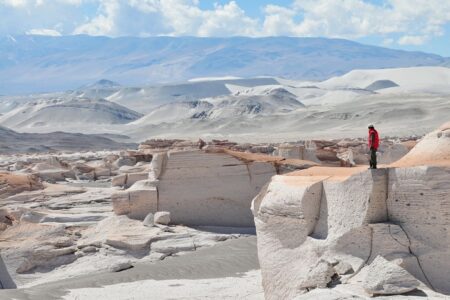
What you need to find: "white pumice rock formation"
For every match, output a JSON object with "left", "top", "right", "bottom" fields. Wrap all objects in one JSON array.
[
  {"left": 252, "top": 123, "right": 450, "bottom": 299},
  {"left": 112, "top": 148, "right": 317, "bottom": 226},
  {"left": 112, "top": 180, "right": 158, "bottom": 220},
  {"left": 157, "top": 150, "right": 276, "bottom": 227}
]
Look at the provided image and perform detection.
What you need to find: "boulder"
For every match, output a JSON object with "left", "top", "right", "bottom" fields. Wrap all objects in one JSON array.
[
  {"left": 336, "top": 149, "right": 355, "bottom": 167},
  {"left": 154, "top": 211, "right": 170, "bottom": 225},
  {"left": 93, "top": 167, "right": 113, "bottom": 179},
  {"left": 114, "top": 156, "right": 136, "bottom": 168},
  {"left": 111, "top": 174, "right": 127, "bottom": 187},
  {"left": 0, "top": 173, "right": 43, "bottom": 198},
  {"left": 119, "top": 150, "right": 152, "bottom": 163},
  {"left": 143, "top": 213, "right": 154, "bottom": 227},
  {"left": 112, "top": 180, "right": 158, "bottom": 220},
  {"left": 81, "top": 216, "right": 160, "bottom": 252},
  {"left": 16, "top": 246, "right": 77, "bottom": 273},
  {"left": 108, "top": 261, "right": 133, "bottom": 272},
  {"left": 362, "top": 256, "right": 420, "bottom": 296},
  {"left": 150, "top": 235, "right": 195, "bottom": 255},
  {"left": 111, "top": 172, "right": 148, "bottom": 188}
]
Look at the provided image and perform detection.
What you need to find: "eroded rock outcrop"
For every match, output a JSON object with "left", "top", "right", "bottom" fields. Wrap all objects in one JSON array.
[
  {"left": 0, "top": 173, "right": 43, "bottom": 198},
  {"left": 112, "top": 180, "right": 158, "bottom": 220},
  {"left": 252, "top": 123, "right": 450, "bottom": 299},
  {"left": 112, "top": 148, "right": 318, "bottom": 226},
  {"left": 157, "top": 150, "right": 276, "bottom": 227}
]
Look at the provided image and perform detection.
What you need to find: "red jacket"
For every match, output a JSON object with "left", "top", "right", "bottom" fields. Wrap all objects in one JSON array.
[{"left": 368, "top": 128, "right": 379, "bottom": 150}]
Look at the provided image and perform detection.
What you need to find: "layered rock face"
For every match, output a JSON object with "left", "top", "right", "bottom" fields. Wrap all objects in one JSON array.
[
  {"left": 252, "top": 124, "right": 450, "bottom": 299},
  {"left": 113, "top": 150, "right": 277, "bottom": 226},
  {"left": 158, "top": 150, "right": 276, "bottom": 227},
  {"left": 112, "top": 148, "right": 317, "bottom": 227}
]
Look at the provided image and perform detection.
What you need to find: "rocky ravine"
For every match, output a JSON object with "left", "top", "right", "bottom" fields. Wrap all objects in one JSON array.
[{"left": 252, "top": 123, "right": 450, "bottom": 299}]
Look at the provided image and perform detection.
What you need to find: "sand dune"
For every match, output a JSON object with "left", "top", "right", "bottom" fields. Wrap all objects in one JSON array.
[
  {"left": 320, "top": 66, "right": 450, "bottom": 94},
  {"left": 0, "top": 67, "right": 449, "bottom": 142},
  {"left": 0, "top": 98, "right": 141, "bottom": 132}
]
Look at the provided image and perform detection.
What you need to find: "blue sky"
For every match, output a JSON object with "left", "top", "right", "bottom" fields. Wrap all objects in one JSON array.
[{"left": 0, "top": 0, "right": 449, "bottom": 56}]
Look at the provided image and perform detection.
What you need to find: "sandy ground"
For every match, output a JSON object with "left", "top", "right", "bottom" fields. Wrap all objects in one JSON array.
[
  {"left": 0, "top": 236, "right": 261, "bottom": 300},
  {"left": 64, "top": 270, "right": 263, "bottom": 300}
]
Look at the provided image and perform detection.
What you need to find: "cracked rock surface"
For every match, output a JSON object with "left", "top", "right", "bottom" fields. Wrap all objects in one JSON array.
[{"left": 252, "top": 123, "right": 450, "bottom": 299}]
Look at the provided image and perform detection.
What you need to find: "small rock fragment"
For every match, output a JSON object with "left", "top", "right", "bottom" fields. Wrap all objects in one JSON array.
[
  {"left": 143, "top": 213, "right": 154, "bottom": 227},
  {"left": 108, "top": 261, "right": 133, "bottom": 272},
  {"left": 154, "top": 211, "right": 171, "bottom": 225},
  {"left": 81, "top": 246, "right": 98, "bottom": 253},
  {"left": 363, "top": 256, "right": 420, "bottom": 296},
  {"left": 20, "top": 211, "right": 45, "bottom": 223},
  {"left": 334, "top": 261, "right": 354, "bottom": 275},
  {"left": 299, "top": 260, "right": 335, "bottom": 290}
]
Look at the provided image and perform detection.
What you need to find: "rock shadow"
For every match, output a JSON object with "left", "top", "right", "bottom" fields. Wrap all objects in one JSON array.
[{"left": 0, "top": 254, "right": 16, "bottom": 289}]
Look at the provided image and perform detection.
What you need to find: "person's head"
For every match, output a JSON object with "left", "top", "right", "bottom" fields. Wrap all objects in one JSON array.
[{"left": 368, "top": 125, "right": 374, "bottom": 130}]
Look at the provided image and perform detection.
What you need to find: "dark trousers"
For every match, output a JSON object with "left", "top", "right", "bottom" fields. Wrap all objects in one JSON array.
[{"left": 370, "top": 148, "right": 377, "bottom": 169}]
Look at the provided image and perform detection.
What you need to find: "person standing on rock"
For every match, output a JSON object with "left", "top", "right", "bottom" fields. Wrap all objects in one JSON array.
[{"left": 368, "top": 125, "right": 379, "bottom": 169}]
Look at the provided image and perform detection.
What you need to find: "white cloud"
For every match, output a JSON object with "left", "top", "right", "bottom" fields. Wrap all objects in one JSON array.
[
  {"left": 0, "top": 0, "right": 27, "bottom": 7},
  {"left": 26, "top": 28, "right": 61, "bottom": 36},
  {"left": 73, "top": 0, "right": 118, "bottom": 36},
  {"left": 1, "top": 0, "right": 450, "bottom": 50},
  {"left": 261, "top": 0, "right": 450, "bottom": 43},
  {"left": 263, "top": 5, "right": 297, "bottom": 36},
  {"left": 128, "top": 0, "right": 159, "bottom": 13},
  {"left": 398, "top": 35, "right": 427, "bottom": 45},
  {"left": 71, "top": 0, "right": 259, "bottom": 37}
]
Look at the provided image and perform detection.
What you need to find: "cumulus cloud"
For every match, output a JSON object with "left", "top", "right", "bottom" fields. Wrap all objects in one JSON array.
[
  {"left": 26, "top": 28, "right": 61, "bottom": 36},
  {"left": 263, "top": 0, "right": 450, "bottom": 45},
  {"left": 398, "top": 35, "right": 428, "bottom": 45},
  {"left": 160, "top": 0, "right": 258, "bottom": 37},
  {"left": 0, "top": 0, "right": 449, "bottom": 50},
  {"left": 73, "top": 0, "right": 119, "bottom": 35},
  {"left": 0, "top": 0, "right": 27, "bottom": 7},
  {"left": 71, "top": 0, "right": 259, "bottom": 37}
]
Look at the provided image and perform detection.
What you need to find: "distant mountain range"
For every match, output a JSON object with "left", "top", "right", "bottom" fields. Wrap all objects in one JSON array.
[{"left": 0, "top": 35, "right": 449, "bottom": 95}]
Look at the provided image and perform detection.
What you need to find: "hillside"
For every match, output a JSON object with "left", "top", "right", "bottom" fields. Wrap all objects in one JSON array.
[
  {"left": 0, "top": 67, "right": 449, "bottom": 141},
  {"left": 0, "top": 35, "right": 449, "bottom": 94},
  {"left": 0, "top": 126, "right": 136, "bottom": 153},
  {"left": 0, "top": 96, "right": 142, "bottom": 132},
  {"left": 131, "top": 87, "right": 304, "bottom": 125}
]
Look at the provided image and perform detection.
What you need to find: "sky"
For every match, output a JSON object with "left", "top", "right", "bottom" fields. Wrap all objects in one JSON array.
[{"left": 0, "top": 0, "right": 449, "bottom": 56}]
